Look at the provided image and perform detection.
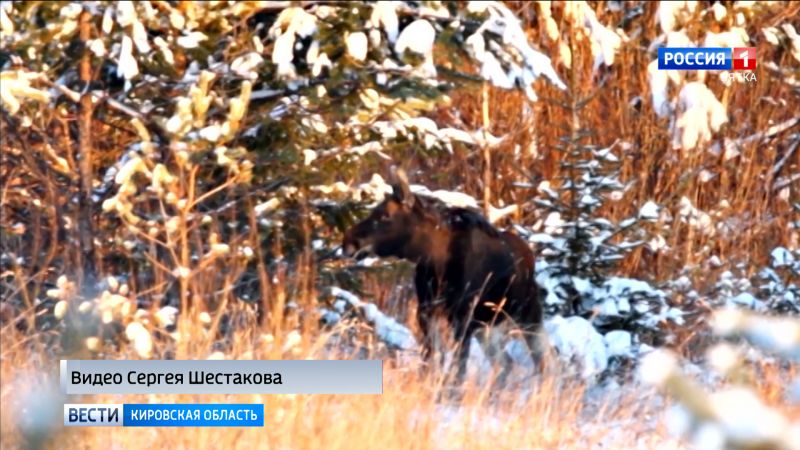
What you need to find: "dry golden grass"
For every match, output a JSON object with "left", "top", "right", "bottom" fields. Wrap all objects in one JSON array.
[{"left": 1, "top": 306, "right": 678, "bottom": 450}]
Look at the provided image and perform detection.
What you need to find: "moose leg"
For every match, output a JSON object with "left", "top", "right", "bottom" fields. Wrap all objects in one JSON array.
[
  {"left": 485, "top": 328, "right": 515, "bottom": 388},
  {"left": 496, "top": 352, "right": 514, "bottom": 388},
  {"left": 416, "top": 304, "right": 435, "bottom": 363},
  {"left": 453, "top": 320, "right": 480, "bottom": 383},
  {"left": 524, "top": 327, "right": 549, "bottom": 373},
  {"left": 414, "top": 264, "right": 438, "bottom": 366}
]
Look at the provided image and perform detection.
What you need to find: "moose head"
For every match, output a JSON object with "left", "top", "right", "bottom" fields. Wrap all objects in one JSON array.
[{"left": 342, "top": 168, "right": 444, "bottom": 262}]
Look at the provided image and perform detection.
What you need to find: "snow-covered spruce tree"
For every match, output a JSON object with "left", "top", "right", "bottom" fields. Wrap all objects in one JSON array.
[
  {"left": 532, "top": 40, "right": 676, "bottom": 345},
  {"left": 706, "top": 244, "right": 799, "bottom": 315},
  {"left": 755, "top": 204, "right": 799, "bottom": 314},
  {"left": 0, "top": 2, "right": 566, "bottom": 354}
]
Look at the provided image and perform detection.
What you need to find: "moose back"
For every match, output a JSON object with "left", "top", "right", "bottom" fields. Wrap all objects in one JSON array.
[{"left": 343, "top": 169, "right": 544, "bottom": 380}]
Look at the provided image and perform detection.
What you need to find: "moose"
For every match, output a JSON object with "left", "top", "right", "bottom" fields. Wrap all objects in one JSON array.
[{"left": 343, "top": 168, "right": 544, "bottom": 382}]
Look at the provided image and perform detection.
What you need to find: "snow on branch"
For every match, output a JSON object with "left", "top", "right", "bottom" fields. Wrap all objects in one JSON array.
[{"left": 465, "top": 1, "right": 566, "bottom": 100}]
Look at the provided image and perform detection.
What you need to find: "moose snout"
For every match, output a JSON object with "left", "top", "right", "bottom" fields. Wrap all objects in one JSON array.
[
  {"left": 343, "top": 229, "right": 374, "bottom": 260},
  {"left": 343, "top": 240, "right": 358, "bottom": 257},
  {"left": 342, "top": 232, "right": 360, "bottom": 257}
]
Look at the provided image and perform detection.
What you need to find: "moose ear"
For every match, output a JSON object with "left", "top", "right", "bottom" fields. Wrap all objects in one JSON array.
[{"left": 389, "top": 166, "right": 414, "bottom": 208}]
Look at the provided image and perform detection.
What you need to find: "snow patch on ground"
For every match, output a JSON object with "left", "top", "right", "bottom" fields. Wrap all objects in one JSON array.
[
  {"left": 605, "top": 330, "right": 634, "bottom": 358},
  {"left": 328, "top": 287, "right": 417, "bottom": 350},
  {"left": 545, "top": 315, "right": 608, "bottom": 378}
]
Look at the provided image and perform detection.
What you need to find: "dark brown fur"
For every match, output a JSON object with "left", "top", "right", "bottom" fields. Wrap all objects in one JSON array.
[{"left": 343, "top": 170, "right": 543, "bottom": 380}]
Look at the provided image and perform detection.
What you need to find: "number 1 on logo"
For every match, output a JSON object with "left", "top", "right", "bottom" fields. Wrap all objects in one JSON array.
[{"left": 732, "top": 47, "right": 756, "bottom": 71}]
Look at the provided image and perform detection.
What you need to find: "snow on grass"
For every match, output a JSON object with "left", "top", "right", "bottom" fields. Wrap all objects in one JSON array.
[
  {"left": 329, "top": 287, "right": 417, "bottom": 351},
  {"left": 533, "top": 260, "right": 567, "bottom": 307}
]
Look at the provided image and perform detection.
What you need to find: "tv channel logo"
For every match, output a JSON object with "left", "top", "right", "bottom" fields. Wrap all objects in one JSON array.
[
  {"left": 64, "top": 403, "right": 265, "bottom": 427},
  {"left": 658, "top": 47, "right": 756, "bottom": 71},
  {"left": 64, "top": 404, "right": 123, "bottom": 426},
  {"left": 731, "top": 47, "right": 756, "bottom": 71}
]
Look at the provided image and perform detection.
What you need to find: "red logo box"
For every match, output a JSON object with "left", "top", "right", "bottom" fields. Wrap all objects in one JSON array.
[{"left": 732, "top": 47, "right": 757, "bottom": 71}]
